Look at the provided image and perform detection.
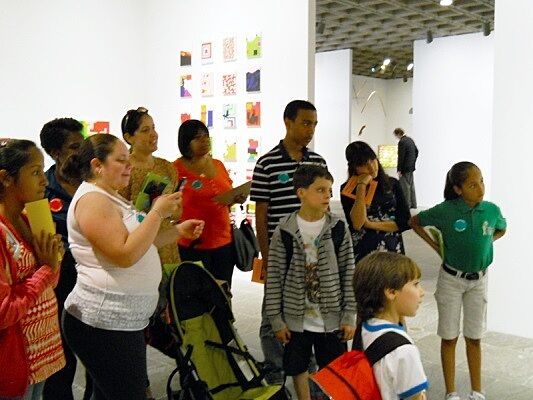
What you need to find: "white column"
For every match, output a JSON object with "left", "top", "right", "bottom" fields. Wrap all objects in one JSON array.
[{"left": 489, "top": 0, "right": 533, "bottom": 338}]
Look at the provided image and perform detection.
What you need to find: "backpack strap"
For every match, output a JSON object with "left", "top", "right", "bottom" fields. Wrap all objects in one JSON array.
[
  {"left": 280, "top": 229, "right": 293, "bottom": 269},
  {"left": 330, "top": 220, "right": 345, "bottom": 260},
  {"left": 280, "top": 219, "right": 345, "bottom": 267},
  {"left": 365, "top": 331, "right": 412, "bottom": 366}
]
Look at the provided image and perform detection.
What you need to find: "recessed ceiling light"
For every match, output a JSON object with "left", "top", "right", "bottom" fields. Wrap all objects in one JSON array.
[
  {"left": 383, "top": 58, "right": 391, "bottom": 66},
  {"left": 407, "top": 63, "right": 414, "bottom": 71},
  {"left": 440, "top": 0, "right": 453, "bottom": 6}
]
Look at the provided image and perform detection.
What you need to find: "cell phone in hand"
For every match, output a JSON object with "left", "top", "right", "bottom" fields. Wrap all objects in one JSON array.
[{"left": 175, "top": 177, "right": 187, "bottom": 192}]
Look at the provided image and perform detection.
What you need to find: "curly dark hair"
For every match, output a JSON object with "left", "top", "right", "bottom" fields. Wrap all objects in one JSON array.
[
  {"left": 283, "top": 100, "right": 316, "bottom": 121},
  {"left": 293, "top": 164, "right": 333, "bottom": 191},
  {"left": 40, "top": 118, "right": 83, "bottom": 156}
]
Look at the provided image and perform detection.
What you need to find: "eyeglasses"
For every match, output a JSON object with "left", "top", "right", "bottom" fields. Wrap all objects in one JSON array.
[{"left": 122, "top": 107, "right": 149, "bottom": 132}]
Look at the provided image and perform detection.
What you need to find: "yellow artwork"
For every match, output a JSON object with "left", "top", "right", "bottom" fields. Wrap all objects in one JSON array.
[{"left": 377, "top": 145, "right": 398, "bottom": 168}]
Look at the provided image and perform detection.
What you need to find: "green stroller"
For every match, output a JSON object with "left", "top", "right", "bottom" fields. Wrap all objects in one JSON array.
[{"left": 166, "top": 261, "right": 288, "bottom": 400}]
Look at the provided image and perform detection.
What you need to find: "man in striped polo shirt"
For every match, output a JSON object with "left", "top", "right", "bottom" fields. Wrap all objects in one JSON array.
[{"left": 250, "top": 100, "right": 327, "bottom": 383}]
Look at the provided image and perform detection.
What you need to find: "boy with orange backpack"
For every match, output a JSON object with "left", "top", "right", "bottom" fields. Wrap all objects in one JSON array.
[{"left": 313, "top": 252, "right": 428, "bottom": 400}]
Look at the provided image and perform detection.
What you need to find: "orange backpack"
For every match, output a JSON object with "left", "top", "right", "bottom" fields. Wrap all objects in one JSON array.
[{"left": 311, "top": 331, "right": 410, "bottom": 400}]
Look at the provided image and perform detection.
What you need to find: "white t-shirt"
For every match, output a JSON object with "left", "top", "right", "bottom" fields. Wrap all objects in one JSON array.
[
  {"left": 297, "top": 214, "right": 326, "bottom": 332},
  {"left": 362, "top": 318, "right": 428, "bottom": 400},
  {"left": 65, "top": 182, "right": 162, "bottom": 331}
]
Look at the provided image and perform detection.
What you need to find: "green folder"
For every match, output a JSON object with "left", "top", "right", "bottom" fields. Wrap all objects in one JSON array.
[{"left": 134, "top": 172, "right": 172, "bottom": 212}]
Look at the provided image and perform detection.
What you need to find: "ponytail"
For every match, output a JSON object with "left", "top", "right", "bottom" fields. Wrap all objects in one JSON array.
[{"left": 443, "top": 161, "right": 478, "bottom": 200}]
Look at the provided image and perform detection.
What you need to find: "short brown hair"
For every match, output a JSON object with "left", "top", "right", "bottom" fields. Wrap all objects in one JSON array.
[{"left": 352, "top": 252, "right": 420, "bottom": 322}]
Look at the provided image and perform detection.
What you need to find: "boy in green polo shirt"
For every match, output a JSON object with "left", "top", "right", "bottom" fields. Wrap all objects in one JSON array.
[{"left": 410, "top": 162, "right": 506, "bottom": 400}]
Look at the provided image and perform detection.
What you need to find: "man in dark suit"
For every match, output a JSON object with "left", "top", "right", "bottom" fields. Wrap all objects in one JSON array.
[{"left": 394, "top": 127, "right": 418, "bottom": 209}]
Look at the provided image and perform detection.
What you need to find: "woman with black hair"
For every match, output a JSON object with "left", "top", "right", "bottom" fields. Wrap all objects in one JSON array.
[
  {"left": 173, "top": 119, "right": 246, "bottom": 287},
  {"left": 340, "top": 141, "right": 411, "bottom": 263}
]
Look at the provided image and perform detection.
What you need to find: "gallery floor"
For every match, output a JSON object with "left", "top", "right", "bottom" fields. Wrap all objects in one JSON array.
[{"left": 72, "top": 208, "right": 533, "bottom": 399}]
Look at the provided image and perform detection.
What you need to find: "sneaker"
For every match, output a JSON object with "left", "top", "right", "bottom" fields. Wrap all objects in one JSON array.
[
  {"left": 467, "top": 391, "right": 486, "bottom": 400},
  {"left": 445, "top": 393, "right": 461, "bottom": 400}
]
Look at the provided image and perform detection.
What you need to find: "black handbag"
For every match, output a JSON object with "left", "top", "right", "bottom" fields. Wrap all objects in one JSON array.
[{"left": 233, "top": 219, "right": 259, "bottom": 272}]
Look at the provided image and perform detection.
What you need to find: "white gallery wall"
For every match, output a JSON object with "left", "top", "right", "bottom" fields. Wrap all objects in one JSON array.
[
  {"left": 314, "top": 49, "right": 352, "bottom": 199},
  {"left": 0, "top": 0, "right": 148, "bottom": 160},
  {"left": 351, "top": 75, "right": 413, "bottom": 176},
  {"left": 413, "top": 32, "right": 494, "bottom": 207},
  {"left": 489, "top": 0, "right": 533, "bottom": 338},
  {"left": 143, "top": 0, "right": 315, "bottom": 175},
  {"left": 0, "top": 0, "right": 314, "bottom": 173}
]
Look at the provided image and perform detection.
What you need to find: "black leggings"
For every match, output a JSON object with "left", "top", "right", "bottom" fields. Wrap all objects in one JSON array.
[
  {"left": 62, "top": 311, "right": 148, "bottom": 400},
  {"left": 179, "top": 242, "right": 236, "bottom": 287}
]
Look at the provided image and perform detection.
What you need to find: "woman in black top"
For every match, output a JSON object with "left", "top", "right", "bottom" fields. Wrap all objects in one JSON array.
[{"left": 340, "top": 141, "right": 410, "bottom": 263}]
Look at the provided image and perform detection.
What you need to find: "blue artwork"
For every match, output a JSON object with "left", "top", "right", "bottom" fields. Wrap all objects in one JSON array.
[{"left": 246, "top": 69, "right": 261, "bottom": 92}]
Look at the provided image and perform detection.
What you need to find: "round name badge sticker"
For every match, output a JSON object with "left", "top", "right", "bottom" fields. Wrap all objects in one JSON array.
[
  {"left": 278, "top": 173, "right": 290, "bottom": 183},
  {"left": 49, "top": 198, "right": 64, "bottom": 213},
  {"left": 137, "top": 213, "right": 145, "bottom": 223},
  {"left": 454, "top": 219, "right": 467, "bottom": 232},
  {"left": 192, "top": 179, "right": 202, "bottom": 189}
]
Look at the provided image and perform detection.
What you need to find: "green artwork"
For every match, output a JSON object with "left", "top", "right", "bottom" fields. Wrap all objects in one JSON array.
[
  {"left": 377, "top": 144, "right": 398, "bottom": 169},
  {"left": 246, "top": 35, "right": 262, "bottom": 58}
]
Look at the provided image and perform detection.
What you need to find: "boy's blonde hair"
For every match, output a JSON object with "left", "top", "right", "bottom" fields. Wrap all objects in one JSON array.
[{"left": 352, "top": 252, "right": 421, "bottom": 322}]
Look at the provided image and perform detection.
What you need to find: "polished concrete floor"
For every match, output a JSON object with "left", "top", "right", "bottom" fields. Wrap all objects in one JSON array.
[{"left": 73, "top": 210, "right": 533, "bottom": 400}]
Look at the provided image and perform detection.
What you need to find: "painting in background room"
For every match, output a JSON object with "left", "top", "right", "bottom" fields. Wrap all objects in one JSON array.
[
  {"left": 180, "top": 50, "right": 192, "bottom": 66},
  {"left": 246, "top": 102, "right": 261, "bottom": 127},
  {"left": 223, "top": 37, "right": 236, "bottom": 62},
  {"left": 247, "top": 138, "right": 259, "bottom": 162},
  {"left": 222, "top": 104, "right": 237, "bottom": 129},
  {"left": 377, "top": 145, "right": 398, "bottom": 169},
  {"left": 246, "top": 34, "right": 262, "bottom": 58},
  {"left": 201, "top": 42, "right": 213, "bottom": 64},
  {"left": 222, "top": 73, "right": 237, "bottom": 95},
  {"left": 80, "top": 121, "right": 110, "bottom": 138},
  {"left": 180, "top": 74, "right": 192, "bottom": 98},
  {"left": 246, "top": 69, "right": 260, "bottom": 92},
  {"left": 181, "top": 113, "right": 191, "bottom": 123},
  {"left": 201, "top": 72, "right": 214, "bottom": 97},
  {"left": 223, "top": 139, "right": 237, "bottom": 162},
  {"left": 200, "top": 105, "right": 214, "bottom": 128}
]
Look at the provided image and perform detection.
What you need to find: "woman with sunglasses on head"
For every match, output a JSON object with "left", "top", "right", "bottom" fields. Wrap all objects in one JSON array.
[
  {"left": 174, "top": 119, "right": 246, "bottom": 288},
  {"left": 120, "top": 107, "right": 182, "bottom": 277},
  {"left": 61, "top": 134, "right": 204, "bottom": 400},
  {"left": 119, "top": 107, "right": 183, "bottom": 399}
]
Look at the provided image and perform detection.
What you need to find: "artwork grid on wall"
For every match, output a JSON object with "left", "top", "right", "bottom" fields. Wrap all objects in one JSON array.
[
  {"left": 246, "top": 69, "right": 261, "bottom": 92},
  {"left": 201, "top": 42, "right": 213, "bottom": 64},
  {"left": 246, "top": 34, "right": 262, "bottom": 58},
  {"left": 222, "top": 73, "right": 237, "bottom": 96},
  {"left": 223, "top": 37, "right": 236, "bottom": 62},
  {"left": 180, "top": 74, "right": 192, "bottom": 98},
  {"left": 246, "top": 102, "right": 261, "bottom": 127},
  {"left": 223, "top": 104, "right": 237, "bottom": 129},
  {"left": 201, "top": 72, "right": 214, "bottom": 97}
]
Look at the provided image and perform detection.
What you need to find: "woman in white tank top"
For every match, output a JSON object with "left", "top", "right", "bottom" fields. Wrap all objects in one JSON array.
[{"left": 61, "top": 134, "right": 204, "bottom": 400}]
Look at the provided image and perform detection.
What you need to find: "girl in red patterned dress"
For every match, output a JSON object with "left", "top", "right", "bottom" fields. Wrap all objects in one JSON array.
[{"left": 0, "top": 139, "right": 65, "bottom": 399}]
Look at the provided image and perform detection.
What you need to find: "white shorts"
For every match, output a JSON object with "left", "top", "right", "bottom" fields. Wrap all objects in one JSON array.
[{"left": 434, "top": 267, "right": 488, "bottom": 340}]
